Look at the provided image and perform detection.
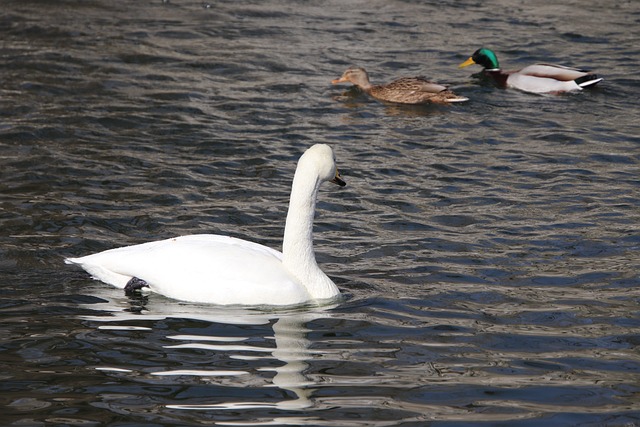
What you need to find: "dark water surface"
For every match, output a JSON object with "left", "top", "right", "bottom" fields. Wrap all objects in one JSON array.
[{"left": 2, "top": 0, "right": 640, "bottom": 425}]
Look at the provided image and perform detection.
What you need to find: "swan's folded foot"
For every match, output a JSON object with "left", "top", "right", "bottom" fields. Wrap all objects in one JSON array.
[{"left": 124, "top": 277, "right": 149, "bottom": 295}]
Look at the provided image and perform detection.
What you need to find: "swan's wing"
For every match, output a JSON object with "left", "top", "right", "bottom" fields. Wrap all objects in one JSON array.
[
  {"left": 66, "top": 234, "right": 310, "bottom": 305},
  {"left": 170, "top": 234, "right": 283, "bottom": 260}
]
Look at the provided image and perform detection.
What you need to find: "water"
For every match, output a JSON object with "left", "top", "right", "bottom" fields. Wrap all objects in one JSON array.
[{"left": 2, "top": 0, "right": 640, "bottom": 425}]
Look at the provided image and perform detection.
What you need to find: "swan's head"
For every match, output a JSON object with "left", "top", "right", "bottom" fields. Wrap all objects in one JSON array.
[{"left": 300, "top": 144, "right": 346, "bottom": 187}]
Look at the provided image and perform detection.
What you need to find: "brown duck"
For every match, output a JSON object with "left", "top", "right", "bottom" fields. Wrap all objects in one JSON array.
[{"left": 332, "top": 66, "right": 468, "bottom": 104}]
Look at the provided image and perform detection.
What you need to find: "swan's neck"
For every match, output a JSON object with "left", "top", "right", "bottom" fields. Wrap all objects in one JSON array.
[{"left": 282, "top": 168, "right": 339, "bottom": 301}]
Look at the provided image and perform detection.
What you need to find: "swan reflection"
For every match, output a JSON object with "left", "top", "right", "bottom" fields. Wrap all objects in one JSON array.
[{"left": 82, "top": 287, "right": 334, "bottom": 416}]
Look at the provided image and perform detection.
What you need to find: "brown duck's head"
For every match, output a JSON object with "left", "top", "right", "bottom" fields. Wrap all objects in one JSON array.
[{"left": 331, "top": 66, "right": 372, "bottom": 89}]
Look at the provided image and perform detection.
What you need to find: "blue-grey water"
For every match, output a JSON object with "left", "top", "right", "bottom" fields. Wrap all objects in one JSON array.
[{"left": 2, "top": 1, "right": 640, "bottom": 425}]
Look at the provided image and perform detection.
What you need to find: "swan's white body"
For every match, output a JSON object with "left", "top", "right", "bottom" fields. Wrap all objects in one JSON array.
[{"left": 65, "top": 144, "right": 345, "bottom": 306}]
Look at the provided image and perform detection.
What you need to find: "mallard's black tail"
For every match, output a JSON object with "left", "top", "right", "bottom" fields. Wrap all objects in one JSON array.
[{"left": 575, "top": 74, "right": 603, "bottom": 88}]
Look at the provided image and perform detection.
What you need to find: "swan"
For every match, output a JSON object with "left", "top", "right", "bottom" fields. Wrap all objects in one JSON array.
[{"left": 65, "top": 144, "right": 346, "bottom": 306}]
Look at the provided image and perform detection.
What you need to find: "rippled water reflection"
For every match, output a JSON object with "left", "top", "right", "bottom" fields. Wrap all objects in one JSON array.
[{"left": 2, "top": 0, "right": 640, "bottom": 425}]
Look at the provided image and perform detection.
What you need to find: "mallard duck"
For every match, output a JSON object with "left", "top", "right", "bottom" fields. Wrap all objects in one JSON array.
[
  {"left": 332, "top": 66, "right": 468, "bottom": 104},
  {"left": 65, "top": 144, "right": 345, "bottom": 306},
  {"left": 459, "top": 48, "right": 602, "bottom": 94}
]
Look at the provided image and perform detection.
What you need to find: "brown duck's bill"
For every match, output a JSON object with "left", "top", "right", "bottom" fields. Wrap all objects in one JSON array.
[
  {"left": 331, "top": 77, "right": 347, "bottom": 84},
  {"left": 459, "top": 57, "right": 476, "bottom": 68}
]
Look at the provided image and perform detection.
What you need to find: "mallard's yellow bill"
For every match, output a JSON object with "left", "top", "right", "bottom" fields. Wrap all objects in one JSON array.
[{"left": 459, "top": 57, "right": 476, "bottom": 68}]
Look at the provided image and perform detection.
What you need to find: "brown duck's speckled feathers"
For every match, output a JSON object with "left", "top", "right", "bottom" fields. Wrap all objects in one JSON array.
[{"left": 332, "top": 66, "right": 468, "bottom": 104}]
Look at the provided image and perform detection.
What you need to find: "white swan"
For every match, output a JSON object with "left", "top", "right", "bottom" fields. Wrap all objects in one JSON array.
[{"left": 65, "top": 144, "right": 346, "bottom": 306}]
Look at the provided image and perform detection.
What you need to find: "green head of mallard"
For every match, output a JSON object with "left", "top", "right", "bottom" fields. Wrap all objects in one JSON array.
[{"left": 459, "top": 48, "right": 500, "bottom": 71}]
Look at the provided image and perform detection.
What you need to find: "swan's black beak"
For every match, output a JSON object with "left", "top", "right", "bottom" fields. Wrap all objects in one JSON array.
[{"left": 331, "top": 169, "right": 346, "bottom": 187}]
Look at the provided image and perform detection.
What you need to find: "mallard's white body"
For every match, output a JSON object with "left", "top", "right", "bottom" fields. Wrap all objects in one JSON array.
[{"left": 506, "top": 64, "right": 603, "bottom": 94}]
